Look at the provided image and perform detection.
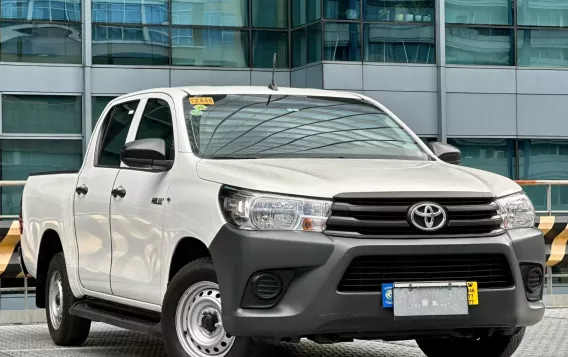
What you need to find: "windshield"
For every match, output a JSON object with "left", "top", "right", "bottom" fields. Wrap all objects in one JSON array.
[{"left": 183, "top": 94, "right": 430, "bottom": 161}]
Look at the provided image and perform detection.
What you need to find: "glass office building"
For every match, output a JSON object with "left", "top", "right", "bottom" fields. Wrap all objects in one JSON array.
[{"left": 1, "top": 0, "right": 568, "bottom": 304}]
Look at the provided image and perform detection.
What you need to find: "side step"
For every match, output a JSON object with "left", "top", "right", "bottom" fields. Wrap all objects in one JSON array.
[{"left": 69, "top": 299, "right": 162, "bottom": 338}]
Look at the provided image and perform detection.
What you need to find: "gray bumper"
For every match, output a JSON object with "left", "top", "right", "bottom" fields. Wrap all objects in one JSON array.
[{"left": 209, "top": 225, "right": 546, "bottom": 339}]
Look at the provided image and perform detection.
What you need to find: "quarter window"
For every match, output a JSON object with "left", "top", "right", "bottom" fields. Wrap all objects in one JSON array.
[{"left": 135, "top": 99, "right": 174, "bottom": 160}]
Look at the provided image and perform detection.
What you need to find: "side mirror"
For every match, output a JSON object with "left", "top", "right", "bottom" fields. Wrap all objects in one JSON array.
[
  {"left": 428, "top": 141, "right": 461, "bottom": 165},
  {"left": 120, "top": 138, "right": 173, "bottom": 170}
]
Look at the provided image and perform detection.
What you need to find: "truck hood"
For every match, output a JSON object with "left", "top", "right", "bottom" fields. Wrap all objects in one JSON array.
[{"left": 195, "top": 158, "right": 521, "bottom": 199}]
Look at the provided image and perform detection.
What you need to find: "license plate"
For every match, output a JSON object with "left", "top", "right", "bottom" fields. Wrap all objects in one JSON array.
[{"left": 383, "top": 282, "right": 474, "bottom": 317}]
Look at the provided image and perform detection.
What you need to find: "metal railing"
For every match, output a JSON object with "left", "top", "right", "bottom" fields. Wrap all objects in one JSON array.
[
  {"left": 516, "top": 180, "right": 568, "bottom": 299},
  {"left": 0, "top": 180, "right": 26, "bottom": 220}
]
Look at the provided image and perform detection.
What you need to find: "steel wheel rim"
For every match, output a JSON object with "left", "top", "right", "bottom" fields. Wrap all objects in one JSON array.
[
  {"left": 48, "top": 270, "right": 64, "bottom": 330},
  {"left": 175, "top": 281, "right": 235, "bottom": 357}
]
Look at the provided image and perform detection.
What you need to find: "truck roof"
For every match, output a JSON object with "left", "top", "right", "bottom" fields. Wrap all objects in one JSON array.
[{"left": 117, "top": 86, "right": 363, "bottom": 101}]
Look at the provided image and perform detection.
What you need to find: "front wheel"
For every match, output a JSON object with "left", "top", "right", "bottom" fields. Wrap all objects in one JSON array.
[
  {"left": 162, "top": 258, "right": 259, "bottom": 357},
  {"left": 416, "top": 328, "right": 526, "bottom": 357},
  {"left": 45, "top": 252, "right": 91, "bottom": 346}
]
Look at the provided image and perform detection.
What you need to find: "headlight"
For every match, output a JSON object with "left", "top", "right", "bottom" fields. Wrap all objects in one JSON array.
[
  {"left": 496, "top": 192, "right": 535, "bottom": 230},
  {"left": 219, "top": 186, "right": 332, "bottom": 231}
]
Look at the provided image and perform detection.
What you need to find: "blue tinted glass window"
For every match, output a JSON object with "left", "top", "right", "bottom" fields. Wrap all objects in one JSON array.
[
  {"left": 293, "top": 0, "right": 321, "bottom": 27},
  {"left": 172, "top": 0, "right": 247, "bottom": 26},
  {"left": 1, "top": 0, "right": 80, "bottom": 21},
  {"left": 307, "top": 22, "right": 322, "bottom": 64},
  {"left": 252, "top": 31, "right": 288, "bottom": 68},
  {"left": 519, "top": 139, "right": 568, "bottom": 212},
  {"left": 518, "top": 29, "right": 568, "bottom": 67},
  {"left": 92, "top": 25, "right": 169, "bottom": 65},
  {"left": 292, "top": 28, "right": 306, "bottom": 67},
  {"left": 364, "top": 24, "right": 435, "bottom": 64},
  {"left": 92, "top": 0, "right": 167, "bottom": 25},
  {"left": 2, "top": 94, "right": 82, "bottom": 134},
  {"left": 446, "top": 27, "right": 513, "bottom": 65},
  {"left": 324, "top": 22, "right": 361, "bottom": 61},
  {"left": 324, "top": 0, "right": 360, "bottom": 20},
  {"left": 252, "top": 0, "right": 288, "bottom": 28},
  {"left": 171, "top": 28, "right": 249, "bottom": 67},
  {"left": 517, "top": 0, "right": 568, "bottom": 27},
  {"left": 446, "top": 0, "right": 511, "bottom": 25},
  {"left": 364, "top": 0, "right": 434, "bottom": 23},
  {"left": 447, "top": 139, "right": 516, "bottom": 179},
  {"left": 0, "top": 22, "right": 82, "bottom": 63}
]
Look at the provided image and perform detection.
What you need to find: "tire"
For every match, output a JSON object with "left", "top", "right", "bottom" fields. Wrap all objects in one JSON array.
[
  {"left": 416, "top": 328, "right": 526, "bottom": 357},
  {"left": 45, "top": 252, "right": 91, "bottom": 346},
  {"left": 162, "top": 257, "right": 260, "bottom": 357}
]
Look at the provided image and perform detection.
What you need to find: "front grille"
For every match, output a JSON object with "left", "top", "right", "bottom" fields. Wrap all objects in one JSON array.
[
  {"left": 338, "top": 254, "right": 514, "bottom": 292},
  {"left": 324, "top": 194, "right": 504, "bottom": 238}
]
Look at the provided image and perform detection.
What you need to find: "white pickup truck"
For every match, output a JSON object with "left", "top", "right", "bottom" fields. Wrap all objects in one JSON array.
[{"left": 20, "top": 86, "right": 545, "bottom": 357}]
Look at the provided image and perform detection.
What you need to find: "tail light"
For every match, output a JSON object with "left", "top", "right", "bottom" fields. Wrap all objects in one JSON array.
[{"left": 18, "top": 198, "right": 23, "bottom": 236}]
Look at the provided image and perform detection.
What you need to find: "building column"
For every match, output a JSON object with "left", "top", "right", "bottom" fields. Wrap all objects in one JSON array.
[
  {"left": 435, "top": 0, "right": 447, "bottom": 143},
  {"left": 83, "top": 0, "right": 93, "bottom": 151}
]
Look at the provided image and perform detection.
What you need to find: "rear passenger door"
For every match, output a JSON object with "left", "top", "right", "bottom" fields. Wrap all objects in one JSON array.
[
  {"left": 74, "top": 100, "right": 142, "bottom": 294},
  {"left": 109, "top": 95, "right": 176, "bottom": 305}
]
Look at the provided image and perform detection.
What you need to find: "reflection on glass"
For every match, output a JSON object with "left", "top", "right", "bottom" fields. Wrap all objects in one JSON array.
[
  {"left": 447, "top": 139, "right": 516, "bottom": 179},
  {"left": 92, "top": 0, "right": 168, "bottom": 25},
  {"left": 364, "top": 24, "right": 435, "bottom": 64},
  {"left": 0, "top": 22, "right": 82, "bottom": 63},
  {"left": 252, "top": 31, "right": 288, "bottom": 68},
  {"left": 325, "top": 0, "right": 360, "bottom": 20},
  {"left": 92, "top": 25, "right": 169, "bottom": 65},
  {"left": 92, "top": 96, "right": 116, "bottom": 129},
  {"left": 364, "top": 0, "right": 434, "bottom": 23},
  {"left": 1, "top": 0, "right": 81, "bottom": 22},
  {"left": 518, "top": 29, "right": 568, "bottom": 67},
  {"left": 171, "top": 0, "right": 247, "bottom": 27},
  {"left": 172, "top": 28, "right": 248, "bottom": 67},
  {"left": 446, "top": 27, "right": 513, "bottom": 65},
  {"left": 292, "top": 0, "right": 321, "bottom": 27},
  {"left": 307, "top": 23, "right": 322, "bottom": 63},
  {"left": 292, "top": 28, "right": 306, "bottom": 67},
  {"left": 251, "top": 0, "right": 288, "bottom": 28},
  {"left": 446, "top": 0, "right": 511, "bottom": 25},
  {"left": 1, "top": 139, "right": 82, "bottom": 215},
  {"left": 519, "top": 139, "right": 568, "bottom": 212},
  {"left": 2, "top": 94, "right": 82, "bottom": 134},
  {"left": 183, "top": 94, "right": 428, "bottom": 160},
  {"left": 517, "top": 0, "right": 568, "bottom": 27},
  {"left": 324, "top": 22, "right": 361, "bottom": 61}
]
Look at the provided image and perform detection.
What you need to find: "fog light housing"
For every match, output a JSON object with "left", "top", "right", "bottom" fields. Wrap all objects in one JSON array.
[
  {"left": 251, "top": 273, "right": 282, "bottom": 300},
  {"left": 241, "top": 269, "right": 296, "bottom": 309},
  {"left": 521, "top": 264, "right": 544, "bottom": 302}
]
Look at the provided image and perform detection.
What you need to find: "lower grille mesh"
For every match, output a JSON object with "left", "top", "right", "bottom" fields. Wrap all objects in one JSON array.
[{"left": 338, "top": 254, "right": 514, "bottom": 292}]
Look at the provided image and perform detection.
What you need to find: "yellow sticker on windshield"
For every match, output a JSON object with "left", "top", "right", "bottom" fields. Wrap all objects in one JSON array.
[{"left": 190, "top": 97, "right": 214, "bottom": 105}]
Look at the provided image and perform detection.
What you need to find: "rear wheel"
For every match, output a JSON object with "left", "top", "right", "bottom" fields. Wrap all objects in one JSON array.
[
  {"left": 162, "top": 258, "right": 259, "bottom": 357},
  {"left": 416, "top": 328, "right": 526, "bottom": 357},
  {"left": 45, "top": 252, "right": 91, "bottom": 346}
]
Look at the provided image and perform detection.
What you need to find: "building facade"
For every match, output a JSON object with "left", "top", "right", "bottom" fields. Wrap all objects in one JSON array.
[{"left": 1, "top": 0, "right": 568, "bottom": 303}]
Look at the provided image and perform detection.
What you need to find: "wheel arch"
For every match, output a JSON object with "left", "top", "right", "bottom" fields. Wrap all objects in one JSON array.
[
  {"left": 167, "top": 236, "right": 211, "bottom": 284},
  {"left": 35, "top": 229, "right": 64, "bottom": 308}
]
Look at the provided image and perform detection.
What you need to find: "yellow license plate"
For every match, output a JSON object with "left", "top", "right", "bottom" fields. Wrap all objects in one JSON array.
[
  {"left": 467, "top": 281, "right": 479, "bottom": 305},
  {"left": 189, "top": 97, "right": 215, "bottom": 105}
]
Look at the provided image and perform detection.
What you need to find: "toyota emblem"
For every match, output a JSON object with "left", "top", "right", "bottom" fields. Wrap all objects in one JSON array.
[{"left": 409, "top": 202, "right": 447, "bottom": 231}]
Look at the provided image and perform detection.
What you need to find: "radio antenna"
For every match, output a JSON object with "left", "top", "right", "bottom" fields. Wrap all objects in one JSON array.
[{"left": 268, "top": 53, "right": 278, "bottom": 92}]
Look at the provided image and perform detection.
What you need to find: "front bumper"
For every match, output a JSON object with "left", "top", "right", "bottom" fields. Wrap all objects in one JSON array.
[{"left": 209, "top": 225, "right": 546, "bottom": 339}]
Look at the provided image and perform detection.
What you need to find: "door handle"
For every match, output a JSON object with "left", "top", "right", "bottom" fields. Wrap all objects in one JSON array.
[
  {"left": 75, "top": 184, "right": 88, "bottom": 195},
  {"left": 111, "top": 186, "right": 126, "bottom": 198}
]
